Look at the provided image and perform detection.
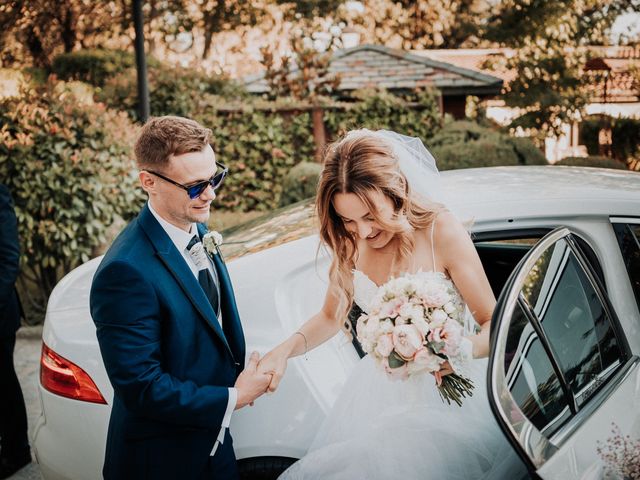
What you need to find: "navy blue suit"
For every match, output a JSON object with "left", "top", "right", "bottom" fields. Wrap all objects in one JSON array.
[
  {"left": 0, "top": 184, "right": 29, "bottom": 461},
  {"left": 90, "top": 204, "right": 245, "bottom": 479}
]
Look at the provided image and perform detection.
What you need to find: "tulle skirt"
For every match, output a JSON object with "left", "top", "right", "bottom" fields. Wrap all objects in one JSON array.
[{"left": 279, "top": 355, "right": 528, "bottom": 480}]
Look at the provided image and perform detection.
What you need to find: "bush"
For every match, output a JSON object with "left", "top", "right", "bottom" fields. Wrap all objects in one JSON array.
[
  {"left": 505, "top": 137, "right": 547, "bottom": 165},
  {"left": 554, "top": 156, "right": 628, "bottom": 170},
  {"left": 279, "top": 161, "right": 322, "bottom": 207},
  {"left": 51, "top": 49, "right": 140, "bottom": 87},
  {"left": 0, "top": 79, "right": 146, "bottom": 318},
  {"left": 429, "top": 121, "right": 547, "bottom": 170},
  {"left": 325, "top": 88, "right": 442, "bottom": 143},
  {"left": 580, "top": 116, "right": 640, "bottom": 162},
  {"left": 193, "top": 89, "right": 443, "bottom": 212},
  {"left": 99, "top": 64, "right": 246, "bottom": 121}
]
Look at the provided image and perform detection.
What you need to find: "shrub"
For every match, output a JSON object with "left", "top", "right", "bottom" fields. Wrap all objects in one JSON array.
[
  {"left": 51, "top": 49, "right": 141, "bottom": 87},
  {"left": 279, "top": 161, "right": 322, "bottom": 207},
  {"left": 0, "top": 79, "right": 145, "bottom": 318},
  {"left": 99, "top": 64, "right": 246, "bottom": 121},
  {"left": 193, "top": 89, "right": 442, "bottom": 212},
  {"left": 554, "top": 156, "right": 628, "bottom": 170},
  {"left": 580, "top": 116, "right": 640, "bottom": 162},
  {"left": 505, "top": 137, "right": 547, "bottom": 165},
  {"left": 429, "top": 121, "right": 547, "bottom": 170},
  {"left": 325, "top": 88, "right": 442, "bottom": 143}
]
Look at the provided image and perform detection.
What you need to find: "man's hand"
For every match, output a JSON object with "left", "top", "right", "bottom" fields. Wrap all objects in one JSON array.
[
  {"left": 257, "top": 347, "right": 289, "bottom": 393},
  {"left": 234, "top": 352, "right": 272, "bottom": 410}
]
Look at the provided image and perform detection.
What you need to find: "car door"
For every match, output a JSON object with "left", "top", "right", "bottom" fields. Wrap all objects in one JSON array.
[{"left": 487, "top": 227, "right": 640, "bottom": 479}]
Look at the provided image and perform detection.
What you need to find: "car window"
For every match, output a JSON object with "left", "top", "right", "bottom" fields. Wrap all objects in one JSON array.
[
  {"left": 504, "top": 301, "right": 571, "bottom": 435},
  {"left": 497, "top": 232, "right": 626, "bottom": 445},
  {"left": 612, "top": 222, "right": 640, "bottom": 311},
  {"left": 520, "top": 238, "right": 623, "bottom": 408}
]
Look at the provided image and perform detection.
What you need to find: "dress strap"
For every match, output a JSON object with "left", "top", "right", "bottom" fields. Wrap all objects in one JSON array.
[{"left": 430, "top": 215, "right": 437, "bottom": 272}]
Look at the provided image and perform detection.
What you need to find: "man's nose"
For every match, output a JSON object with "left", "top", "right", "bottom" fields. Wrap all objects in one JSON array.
[{"left": 199, "top": 184, "right": 216, "bottom": 201}]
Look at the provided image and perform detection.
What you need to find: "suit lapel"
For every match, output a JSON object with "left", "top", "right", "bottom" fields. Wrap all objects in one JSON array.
[
  {"left": 138, "top": 205, "right": 234, "bottom": 360},
  {"left": 199, "top": 225, "right": 246, "bottom": 371}
]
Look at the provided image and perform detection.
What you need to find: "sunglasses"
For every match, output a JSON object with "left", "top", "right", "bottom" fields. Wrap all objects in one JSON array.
[{"left": 144, "top": 163, "right": 228, "bottom": 199}]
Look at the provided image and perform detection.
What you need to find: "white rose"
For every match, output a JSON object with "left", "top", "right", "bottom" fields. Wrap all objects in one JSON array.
[
  {"left": 443, "top": 302, "right": 456, "bottom": 315},
  {"left": 430, "top": 308, "right": 448, "bottom": 327}
]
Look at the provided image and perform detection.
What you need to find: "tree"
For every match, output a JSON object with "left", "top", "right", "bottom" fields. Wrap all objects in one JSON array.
[
  {"left": 337, "top": 0, "right": 493, "bottom": 50},
  {"left": 0, "top": 0, "right": 127, "bottom": 68},
  {"left": 483, "top": 0, "right": 638, "bottom": 137}
]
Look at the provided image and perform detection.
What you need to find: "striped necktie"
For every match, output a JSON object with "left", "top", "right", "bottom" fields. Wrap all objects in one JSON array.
[{"left": 187, "top": 235, "right": 220, "bottom": 317}]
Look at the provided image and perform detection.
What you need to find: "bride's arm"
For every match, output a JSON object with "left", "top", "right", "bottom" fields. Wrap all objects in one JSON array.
[
  {"left": 436, "top": 212, "right": 496, "bottom": 359},
  {"left": 258, "top": 287, "right": 342, "bottom": 392}
]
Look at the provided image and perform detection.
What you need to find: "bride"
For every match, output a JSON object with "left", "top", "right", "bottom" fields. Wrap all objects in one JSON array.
[{"left": 258, "top": 130, "right": 527, "bottom": 479}]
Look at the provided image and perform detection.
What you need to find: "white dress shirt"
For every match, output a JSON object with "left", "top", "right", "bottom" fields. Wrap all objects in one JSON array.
[{"left": 148, "top": 202, "right": 236, "bottom": 456}]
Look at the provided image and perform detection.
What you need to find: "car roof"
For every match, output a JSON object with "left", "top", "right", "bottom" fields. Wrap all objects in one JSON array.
[
  {"left": 220, "top": 166, "right": 639, "bottom": 260},
  {"left": 440, "top": 166, "right": 639, "bottom": 219}
]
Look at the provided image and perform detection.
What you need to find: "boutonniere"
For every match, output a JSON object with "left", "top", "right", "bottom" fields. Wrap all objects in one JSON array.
[{"left": 202, "top": 230, "right": 223, "bottom": 257}]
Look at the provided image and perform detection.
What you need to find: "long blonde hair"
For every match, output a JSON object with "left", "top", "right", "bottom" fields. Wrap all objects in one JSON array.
[{"left": 316, "top": 131, "right": 442, "bottom": 328}]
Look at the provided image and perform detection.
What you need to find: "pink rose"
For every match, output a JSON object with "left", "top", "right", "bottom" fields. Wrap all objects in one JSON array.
[
  {"left": 428, "top": 320, "right": 463, "bottom": 356},
  {"left": 375, "top": 333, "right": 394, "bottom": 357},
  {"left": 383, "top": 357, "right": 409, "bottom": 381},
  {"left": 393, "top": 324, "right": 423, "bottom": 359},
  {"left": 412, "top": 348, "right": 444, "bottom": 373}
]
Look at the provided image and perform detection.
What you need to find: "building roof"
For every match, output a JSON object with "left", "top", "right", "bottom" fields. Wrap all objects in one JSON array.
[
  {"left": 414, "top": 47, "right": 639, "bottom": 104},
  {"left": 244, "top": 44, "right": 503, "bottom": 96}
]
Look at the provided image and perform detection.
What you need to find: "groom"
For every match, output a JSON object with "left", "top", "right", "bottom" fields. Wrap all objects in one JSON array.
[{"left": 90, "top": 116, "right": 271, "bottom": 479}]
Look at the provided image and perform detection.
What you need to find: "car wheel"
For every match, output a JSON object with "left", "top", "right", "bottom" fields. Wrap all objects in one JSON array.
[{"left": 238, "top": 456, "right": 298, "bottom": 480}]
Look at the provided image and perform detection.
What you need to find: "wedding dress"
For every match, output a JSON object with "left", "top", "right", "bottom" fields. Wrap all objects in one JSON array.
[{"left": 279, "top": 229, "right": 528, "bottom": 480}]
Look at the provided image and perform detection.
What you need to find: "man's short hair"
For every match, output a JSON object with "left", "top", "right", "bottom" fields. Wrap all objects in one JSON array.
[{"left": 134, "top": 116, "right": 213, "bottom": 169}]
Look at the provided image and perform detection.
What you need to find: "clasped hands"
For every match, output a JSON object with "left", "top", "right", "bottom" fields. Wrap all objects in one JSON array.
[{"left": 234, "top": 348, "right": 287, "bottom": 410}]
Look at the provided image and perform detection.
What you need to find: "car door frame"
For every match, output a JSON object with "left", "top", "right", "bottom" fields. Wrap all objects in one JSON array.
[{"left": 486, "top": 226, "right": 639, "bottom": 479}]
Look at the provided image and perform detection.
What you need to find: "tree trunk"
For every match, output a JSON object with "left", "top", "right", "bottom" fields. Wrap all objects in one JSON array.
[{"left": 60, "top": 6, "right": 76, "bottom": 53}]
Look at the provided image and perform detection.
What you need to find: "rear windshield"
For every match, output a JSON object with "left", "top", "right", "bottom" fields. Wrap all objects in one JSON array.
[{"left": 220, "top": 199, "right": 317, "bottom": 261}]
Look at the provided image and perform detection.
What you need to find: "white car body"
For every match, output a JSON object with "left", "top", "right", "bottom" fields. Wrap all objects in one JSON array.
[{"left": 33, "top": 166, "right": 640, "bottom": 479}]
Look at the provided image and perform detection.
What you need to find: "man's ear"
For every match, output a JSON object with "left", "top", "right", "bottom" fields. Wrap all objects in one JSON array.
[{"left": 139, "top": 170, "right": 155, "bottom": 194}]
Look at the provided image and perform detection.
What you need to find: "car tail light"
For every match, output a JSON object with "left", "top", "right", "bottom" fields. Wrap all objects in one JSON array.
[{"left": 40, "top": 342, "right": 107, "bottom": 404}]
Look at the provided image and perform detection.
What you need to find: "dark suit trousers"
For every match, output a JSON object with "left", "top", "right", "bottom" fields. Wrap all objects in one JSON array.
[{"left": 0, "top": 333, "right": 29, "bottom": 457}]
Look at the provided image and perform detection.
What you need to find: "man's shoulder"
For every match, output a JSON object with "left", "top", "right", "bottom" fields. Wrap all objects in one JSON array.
[{"left": 99, "top": 217, "right": 151, "bottom": 269}]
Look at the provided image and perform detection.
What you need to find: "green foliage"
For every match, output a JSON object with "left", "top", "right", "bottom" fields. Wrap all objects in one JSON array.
[
  {"left": 580, "top": 116, "right": 640, "bottom": 162},
  {"left": 483, "top": 0, "right": 629, "bottom": 138},
  {"left": 0, "top": 79, "right": 145, "bottom": 314},
  {"left": 505, "top": 136, "right": 547, "bottom": 165},
  {"left": 279, "top": 161, "right": 323, "bottom": 207},
  {"left": 429, "top": 121, "right": 547, "bottom": 170},
  {"left": 554, "top": 156, "right": 628, "bottom": 170},
  {"left": 194, "top": 89, "right": 442, "bottom": 212},
  {"left": 611, "top": 118, "right": 640, "bottom": 162},
  {"left": 325, "top": 89, "right": 442, "bottom": 142},
  {"left": 99, "top": 63, "right": 246, "bottom": 121},
  {"left": 195, "top": 107, "right": 303, "bottom": 212},
  {"left": 51, "top": 49, "right": 140, "bottom": 87}
]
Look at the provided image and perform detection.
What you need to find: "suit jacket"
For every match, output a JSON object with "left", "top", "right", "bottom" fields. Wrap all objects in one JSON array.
[
  {"left": 90, "top": 204, "right": 246, "bottom": 479},
  {"left": 0, "top": 184, "right": 22, "bottom": 337}
]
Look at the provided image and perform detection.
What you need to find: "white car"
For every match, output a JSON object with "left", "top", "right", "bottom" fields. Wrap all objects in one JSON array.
[{"left": 34, "top": 166, "right": 640, "bottom": 480}]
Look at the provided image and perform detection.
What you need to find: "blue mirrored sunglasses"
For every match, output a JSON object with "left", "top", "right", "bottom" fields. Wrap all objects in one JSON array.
[{"left": 144, "top": 163, "right": 228, "bottom": 199}]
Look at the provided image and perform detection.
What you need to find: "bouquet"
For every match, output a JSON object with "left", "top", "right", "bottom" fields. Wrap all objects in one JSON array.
[{"left": 355, "top": 271, "right": 474, "bottom": 406}]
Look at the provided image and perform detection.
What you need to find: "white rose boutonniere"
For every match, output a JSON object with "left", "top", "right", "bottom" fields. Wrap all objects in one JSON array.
[{"left": 202, "top": 231, "right": 223, "bottom": 257}]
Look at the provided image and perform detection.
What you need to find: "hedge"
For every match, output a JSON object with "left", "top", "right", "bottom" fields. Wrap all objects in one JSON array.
[
  {"left": 428, "top": 121, "right": 547, "bottom": 170},
  {"left": 554, "top": 156, "right": 628, "bottom": 170},
  {"left": 0, "top": 79, "right": 145, "bottom": 314}
]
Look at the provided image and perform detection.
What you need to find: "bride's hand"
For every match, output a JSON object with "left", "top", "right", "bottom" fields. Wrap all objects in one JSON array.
[
  {"left": 258, "top": 347, "right": 289, "bottom": 393},
  {"left": 433, "top": 361, "right": 454, "bottom": 386}
]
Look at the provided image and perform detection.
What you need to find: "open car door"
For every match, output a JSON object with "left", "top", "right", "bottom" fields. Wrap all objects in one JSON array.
[{"left": 487, "top": 227, "right": 640, "bottom": 479}]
